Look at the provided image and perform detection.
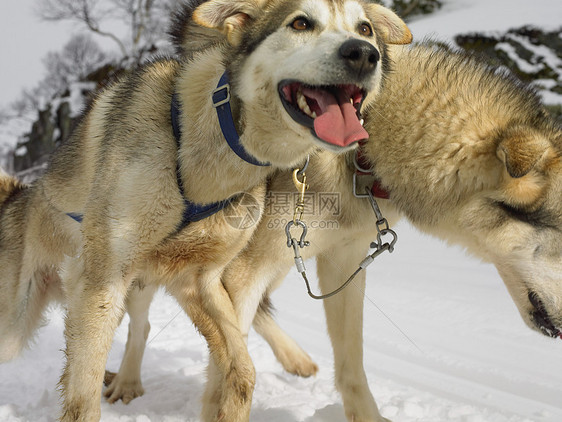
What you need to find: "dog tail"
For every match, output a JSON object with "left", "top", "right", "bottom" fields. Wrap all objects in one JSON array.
[{"left": 0, "top": 169, "right": 47, "bottom": 362}]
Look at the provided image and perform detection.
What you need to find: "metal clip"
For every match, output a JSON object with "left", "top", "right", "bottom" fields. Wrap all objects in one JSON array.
[
  {"left": 352, "top": 149, "right": 374, "bottom": 198},
  {"left": 212, "top": 83, "right": 231, "bottom": 108},
  {"left": 285, "top": 220, "right": 309, "bottom": 248},
  {"left": 353, "top": 172, "right": 376, "bottom": 198},
  {"left": 290, "top": 239, "right": 307, "bottom": 273},
  {"left": 292, "top": 168, "right": 309, "bottom": 224},
  {"left": 365, "top": 186, "right": 398, "bottom": 253},
  {"left": 285, "top": 220, "right": 310, "bottom": 273},
  {"left": 370, "top": 226, "right": 398, "bottom": 253}
]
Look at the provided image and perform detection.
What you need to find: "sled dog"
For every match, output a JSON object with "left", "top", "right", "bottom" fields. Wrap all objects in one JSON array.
[
  {"left": 0, "top": 0, "right": 411, "bottom": 420},
  {"left": 107, "top": 43, "right": 561, "bottom": 421}
]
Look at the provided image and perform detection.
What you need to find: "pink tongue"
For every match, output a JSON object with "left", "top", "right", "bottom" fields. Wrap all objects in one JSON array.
[{"left": 301, "top": 87, "right": 368, "bottom": 147}]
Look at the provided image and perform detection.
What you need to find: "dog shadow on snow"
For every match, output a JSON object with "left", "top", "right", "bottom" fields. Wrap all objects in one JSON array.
[
  {"left": 103, "top": 354, "right": 345, "bottom": 421},
  {"left": 103, "top": 367, "right": 308, "bottom": 421},
  {"left": 0, "top": 308, "right": 339, "bottom": 421},
  {"left": 102, "top": 343, "right": 301, "bottom": 421},
  {"left": 251, "top": 403, "right": 345, "bottom": 421},
  {"left": 304, "top": 404, "right": 347, "bottom": 421},
  {"left": 102, "top": 331, "right": 346, "bottom": 421}
]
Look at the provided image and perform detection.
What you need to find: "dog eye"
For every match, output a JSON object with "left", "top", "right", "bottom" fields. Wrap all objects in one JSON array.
[
  {"left": 291, "top": 17, "right": 312, "bottom": 31},
  {"left": 359, "top": 23, "right": 373, "bottom": 37}
]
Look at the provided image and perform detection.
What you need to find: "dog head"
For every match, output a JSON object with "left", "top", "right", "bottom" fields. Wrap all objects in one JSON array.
[
  {"left": 483, "top": 123, "right": 562, "bottom": 339},
  {"left": 360, "top": 44, "right": 561, "bottom": 340},
  {"left": 389, "top": 121, "right": 561, "bottom": 339},
  {"left": 185, "top": 0, "right": 411, "bottom": 165}
]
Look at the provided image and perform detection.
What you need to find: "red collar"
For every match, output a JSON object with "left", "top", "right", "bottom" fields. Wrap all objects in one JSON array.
[{"left": 354, "top": 148, "right": 390, "bottom": 199}]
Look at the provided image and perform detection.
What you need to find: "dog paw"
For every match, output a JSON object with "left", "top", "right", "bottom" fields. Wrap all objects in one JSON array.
[
  {"left": 275, "top": 346, "right": 318, "bottom": 377},
  {"left": 103, "top": 370, "right": 144, "bottom": 404},
  {"left": 103, "top": 370, "right": 117, "bottom": 386}
]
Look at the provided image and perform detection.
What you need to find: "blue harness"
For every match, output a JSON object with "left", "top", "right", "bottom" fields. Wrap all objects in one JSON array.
[{"left": 68, "top": 71, "right": 270, "bottom": 230}]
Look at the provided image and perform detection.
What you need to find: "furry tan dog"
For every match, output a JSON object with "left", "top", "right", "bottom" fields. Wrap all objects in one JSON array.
[
  {"left": 107, "top": 43, "right": 561, "bottom": 422},
  {"left": 213, "top": 43, "right": 562, "bottom": 422},
  {"left": 0, "top": 0, "right": 411, "bottom": 421}
]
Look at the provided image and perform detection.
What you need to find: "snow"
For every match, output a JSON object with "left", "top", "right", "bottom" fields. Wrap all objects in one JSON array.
[
  {"left": 1, "top": 222, "right": 561, "bottom": 422},
  {"left": 406, "top": 0, "right": 562, "bottom": 42},
  {"left": 68, "top": 82, "right": 97, "bottom": 117},
  {"left": 14, "top": 146, "right": 27, "bottom": 157},
  {"left": 0, "top": 116, "right": 31, "bottom": 170},
  {"left": 493, "top": 32, "right": 562, "bottom": 105},
  {"left": 508, "top": 35, "right": 562, "bottom": 80},
  {"left": 1, "top": 0, "right": 562, "bottom": 421}
]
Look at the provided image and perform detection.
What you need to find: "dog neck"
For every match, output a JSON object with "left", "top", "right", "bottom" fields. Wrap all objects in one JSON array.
[
  {"left": 170, "top": 82, "right": 271, "bottom": 228},
  {"left": 174, "top": 53, "right": 274, "bottom": 204},
  {"left": 210, "top": 72, "right": 270, "bottom": 167}
]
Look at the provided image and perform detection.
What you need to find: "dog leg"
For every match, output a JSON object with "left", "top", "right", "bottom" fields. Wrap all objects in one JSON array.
[
  {"left": 104, "top": 282, "right": 157, "bottom": 404},
  {"left": 317, "top": 246, "right": 389, "bottom": 422},
  {"left": 59, "top": 257, "right": 134, "bottom": 422},
  {"left": 253, "top": 295, "right": 318, "bottom": 377},
  {"left": 167, "top": 268, "right": 254, "bottom": 422}
]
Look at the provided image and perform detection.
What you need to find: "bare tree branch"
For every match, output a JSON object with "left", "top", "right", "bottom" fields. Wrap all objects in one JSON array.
[{"left": 36, "top": 0, "right": 176, "bottom": 67}]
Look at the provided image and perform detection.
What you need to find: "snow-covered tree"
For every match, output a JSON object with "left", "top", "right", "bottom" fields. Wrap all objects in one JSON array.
[
  {"left": 381, "top": 0, "right": 442, "bottom": 19},
  {"left": 42, "top": 34, "right": 107, "bottom": 97}
]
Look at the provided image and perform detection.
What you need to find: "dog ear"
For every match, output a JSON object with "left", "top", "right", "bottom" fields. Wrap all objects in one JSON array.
[
  {"left": 366, "top": 4, "right": 412, "bottom": 45},
  {"left": 496, "top": 128, "right": 553, "bottom": 178},
  {"left": 495, "top": 127, "right": 557, "bottom": 205},
  {"left": 192, "top": 0, "right": 262, "bottom": 46}
]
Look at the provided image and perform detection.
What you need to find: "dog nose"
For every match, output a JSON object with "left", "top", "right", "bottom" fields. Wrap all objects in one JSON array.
[{"left": 339, "top": 39, "right": 380, "bottom": 78}]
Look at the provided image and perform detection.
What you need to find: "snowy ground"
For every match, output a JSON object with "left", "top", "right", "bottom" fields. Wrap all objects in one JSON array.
[
  {"left": 1, "top": 221, "right": 561, "bottom": 422},
  {"left": 1, "top": 0, "right": 561, "bottom": 421}
]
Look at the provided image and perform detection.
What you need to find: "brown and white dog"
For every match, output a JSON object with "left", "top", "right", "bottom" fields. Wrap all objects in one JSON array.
[
  {"left": 0, "top": 0, "right": 411, "bottom": 421},
  {"left": 107, "top": 43, "right": 562, "bottom": 422}
]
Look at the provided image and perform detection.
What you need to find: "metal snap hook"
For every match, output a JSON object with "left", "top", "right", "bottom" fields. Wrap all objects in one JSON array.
[
  {"left": 292, "top": 168, "right": 309, "bottom": 224},
  {"left": 296, "top": 154, "right": 310, "bottom": 177},
  {"left": 285, "top": 220, "right": 309, "bottom": 248}
]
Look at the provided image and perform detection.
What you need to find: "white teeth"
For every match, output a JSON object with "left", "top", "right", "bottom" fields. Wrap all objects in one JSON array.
[
  {"left": 360, "top": 119, "right": 364, "bottom": 126},
  {"left": 296, "top": 89, "right": 316, "bottom": 119}
]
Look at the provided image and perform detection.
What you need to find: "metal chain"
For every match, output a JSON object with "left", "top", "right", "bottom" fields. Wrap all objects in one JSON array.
[{"left": 285, "top": 163, "right": 398, "bottom": 299}]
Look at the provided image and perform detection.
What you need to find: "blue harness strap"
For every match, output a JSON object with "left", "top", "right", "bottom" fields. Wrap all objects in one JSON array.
[
  {"left": 211, "top": 72, "right": 270, "bottom": 167},
  {"left": 171, "top": 92, "right": 235, "bottom": 230},
  {"left": 67, "top": 212, "right": 83, "bottom": 223},
  {"left": 67, "top": 71, "right": 263, "bottom": 230}
]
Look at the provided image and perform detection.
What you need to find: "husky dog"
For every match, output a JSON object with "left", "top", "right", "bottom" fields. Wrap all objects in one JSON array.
[
  {"left": 107, "top": 43, "right": 561, "bottom": 421},
  {"left": 361, "top": 45, "right": 562, "bottom": 341},
  {"left": 0, "top": 0, "right": 411, "bottom": 420}
]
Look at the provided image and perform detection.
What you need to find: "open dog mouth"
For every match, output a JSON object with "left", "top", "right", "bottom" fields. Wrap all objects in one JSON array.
[
  {"left": 528, "top": 292, "right": 562, "bottom": 339},
  {"left": 278, "top": 80, "right": 368, "bottom": 148}
]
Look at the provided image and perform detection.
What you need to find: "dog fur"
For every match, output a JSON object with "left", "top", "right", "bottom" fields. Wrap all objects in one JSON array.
[
  {"left": 222, "top": 43, "right": 562, "bottom": 421},
  {"left": 106, "top": 42, "right": 561, "bottom": 422},
  {"left": 0, "top": 0, "right": 411, "bottom": 421}
]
